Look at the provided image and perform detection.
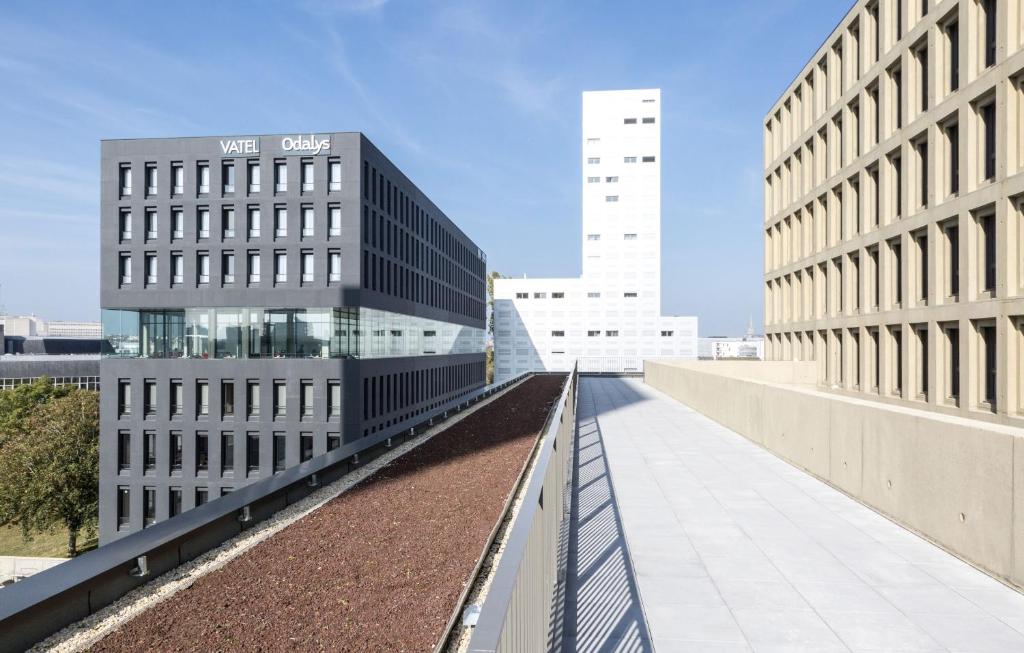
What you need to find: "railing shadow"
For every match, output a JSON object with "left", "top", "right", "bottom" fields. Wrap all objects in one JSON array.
[{"left": 550, "top": 387, "right": 651, "bottom": 653}]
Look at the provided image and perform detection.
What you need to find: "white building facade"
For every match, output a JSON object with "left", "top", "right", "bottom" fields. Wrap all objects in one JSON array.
[{"left": 493, "top": 89, "right": 697, "bottom": 380}]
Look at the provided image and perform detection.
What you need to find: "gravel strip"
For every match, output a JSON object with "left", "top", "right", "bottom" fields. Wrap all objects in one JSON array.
[
  {"left": 31, "top": 376, "right": 532, "bottom": 653},
  {"left": 79, "top": 374, "right": 565, "bottom": 653}
]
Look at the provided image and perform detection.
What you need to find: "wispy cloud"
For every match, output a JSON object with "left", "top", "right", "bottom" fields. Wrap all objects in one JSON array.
[{"left": 299, "top": 0, "right": 389, "bottom": 16}]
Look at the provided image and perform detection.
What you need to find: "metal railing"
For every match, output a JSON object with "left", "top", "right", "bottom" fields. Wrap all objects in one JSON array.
[
  {"left": 0, "top": 373, "right": 529, "bottom": 653},
  {"left": 468, "top": 363, "right": 579, "bottom": 653}
]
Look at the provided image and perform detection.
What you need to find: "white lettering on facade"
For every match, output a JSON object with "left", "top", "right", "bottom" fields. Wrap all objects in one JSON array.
[
  {"left": 219, "top": 138, "right": 260, "bottom": 155},
  {"left": 281, "top": 134, "right": 331, "bottom": 155}
]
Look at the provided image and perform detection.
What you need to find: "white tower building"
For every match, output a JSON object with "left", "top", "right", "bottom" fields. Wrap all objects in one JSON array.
[{"left": 493, "top": 89, "right": 697, "bottom": 380}]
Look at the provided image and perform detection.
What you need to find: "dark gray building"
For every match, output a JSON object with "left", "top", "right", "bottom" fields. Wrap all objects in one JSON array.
[
  {"left": 0, "top": 354, "right": 100, "bottom": 391},
  {"left": 100, "top": 133, "right": 487, "bottom": 543}
]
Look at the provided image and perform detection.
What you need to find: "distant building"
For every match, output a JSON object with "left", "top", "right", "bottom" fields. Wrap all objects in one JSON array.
[
  {"left": 698, "top": 319, "right": 764, "bottom": 360},
  {"left": 0, "top": 315, "right": 101, "bottom": 339},
  {"left": 0, "top": 315, "right": 103, "bottom": 389},
  {"left": 493, "top": 89, "right": 697, "bottom": 379},
  {"left": 0, "top": 354, "right": 100, "bottom": 391},
  {"left": 698, "top": 337, "right": 764, "bottom": 360}
]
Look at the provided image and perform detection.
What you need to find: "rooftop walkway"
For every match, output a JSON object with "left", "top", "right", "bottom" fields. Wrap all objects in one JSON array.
[{"left": 561, "top": 377, "right": 1024, "bottom": 653}]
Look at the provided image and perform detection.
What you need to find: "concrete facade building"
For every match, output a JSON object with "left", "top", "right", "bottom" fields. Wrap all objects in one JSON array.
[
  {"left": 0, "top": 315, "right": 101, "bottom": 339},
  {"left": 493, "top": 89, "right": 697, "bottom": 379},
  {"left": 99, "top": 133, "right": 486, "bottom": 542},
  {"left": 764, "top": 0, "right": 1024, "bottom": 426}
]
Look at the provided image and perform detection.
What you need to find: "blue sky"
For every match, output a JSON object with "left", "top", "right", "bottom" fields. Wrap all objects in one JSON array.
[{"left": 0, "top": 0, "right": 851, "bottom": 335}]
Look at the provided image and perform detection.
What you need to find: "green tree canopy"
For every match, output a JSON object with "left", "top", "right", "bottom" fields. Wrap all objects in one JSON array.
[{"left": 0, "top": 386, "right": 99, "bottom": 557}]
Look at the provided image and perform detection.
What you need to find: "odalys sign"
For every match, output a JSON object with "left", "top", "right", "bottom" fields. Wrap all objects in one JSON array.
[{"left": 280, "top": 134, "right": 331, "bottom": 155}]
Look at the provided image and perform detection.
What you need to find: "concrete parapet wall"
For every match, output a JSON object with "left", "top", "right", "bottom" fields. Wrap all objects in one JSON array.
[{"left": 644, "top": 359, "right": 1024, "bottom": 590}]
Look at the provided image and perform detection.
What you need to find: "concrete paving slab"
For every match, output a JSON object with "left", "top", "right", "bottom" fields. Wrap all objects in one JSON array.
[{"left": 560, "top": 377, "right": 1024, "bottom": 653}]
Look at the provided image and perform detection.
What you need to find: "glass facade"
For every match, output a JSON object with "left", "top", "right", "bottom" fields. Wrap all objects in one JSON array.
[{"left": 102, "top": 307, "right": 485, "bottom": 360}]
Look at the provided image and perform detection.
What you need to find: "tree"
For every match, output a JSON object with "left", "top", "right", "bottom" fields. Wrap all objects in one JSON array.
[
  {"left": 486, "top": 271, "right": 505, "bottom": 383},
  {"left": 0, "top": 387, "right": 99, "bottom": 557},
  {"left": 487, "top": 271, "right": 504, "bottom": 334},
  {"left": 0, "top": 377, "right": 70, "bottom": 448}
]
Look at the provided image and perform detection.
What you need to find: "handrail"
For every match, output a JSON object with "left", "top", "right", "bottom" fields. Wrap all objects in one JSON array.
[
  {"left": 0, "top": 372, "right": 530, "bottom": 653},
  {"left": 467, "top": 363, "right": 579, "bottom": 653},
  {"left": 432, "top": 370, "right": 572, "bottom": 653}
]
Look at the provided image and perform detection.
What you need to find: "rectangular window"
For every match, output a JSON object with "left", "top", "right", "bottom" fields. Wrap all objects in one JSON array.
[
  {"left": 978, "top": 210, "right": 996, "bottom": 292},
  {"left": 945, "top": 221, "right": 959, "bottom": 298},
  {"left": 979, "top": 322, "right": 997, "bottom": 407},
  {"left": 980, "top": 101, "right": 996, "bottom": 181},
  {"left": 891, "top": 238, "right": 903, "bottom": 306},
  {"left": 196, "top": 380, "right": 209, "bottom": 417},
  {"left": 222, "top": 207, "right": 235, "bottom": 238},
  {"left": 247, "top": 380, "right": 260, "bottom": 417},
  {"left": 945, "top": 324, "right": 960, "bottom": 402},
  {"left": 273, "top": 434, "right": 286, "bottom": 472},
  {"left": 145, "top": 253, "right": 158, "bottom": 286},
  {"left": 246, "top": 433, "right": 260, "bottom": 474},
  {"left": 328, "top": 381, "right": 341, "bottom": 418},
  {"left": 915, "top": 229, "right": 928, "bottom": 303},
  {"left": 195, "top": 487, "right": 208, "bottom": 506},
  {"left": 170, "top": 380, "right": 183, "bottom": 416},
  {"left": 197, "top": 252, "right": 210, "bottom": 284},
  {"left": 172, "top": 162, "right": 184, "bottom": 196},
  {"left": 301, "top": 160, "right": 314, "bottom": 192},
  {"left": 587, "top": 330, "right": 600, "bottom": 337},
  {"left": 890, "top": 153, "right": 902, "bottom": 220},
  {"left": 300, "top": 206, "right": 314, "bottom": 238},
  {"left": 892, "top": 326, "right": 904, "bottom": 396},
  {"left": 274, "top": 207, "right": 287, "bottom": 238},
  {"left": 119, "top": 164, "right": 132, "bottom": 197},
  {"left": 118, "top": 380, "right": 132, "bottom": 417},
  {"left": 642, "top": 156, "right": 656, "bottom": 163},
  {"left": 329, "top": 250, "right": 341, "bottom": 282},
  {"left": 247, "top": 207, "right": 261, "bottom": 238},
  {"left": 551, "top": 330, "right": 565, "bottom": 337},
  {"left": 982, "top": 0, "right": 996, "bottom": 68},
  {"left": 274, "top": 381, "right": 286, "bottom": 417},
  {"left": 117, "top": 486, "right": 130, "bottom": 529},
  {"left": 329, "top": 159, "right": 341, "bottom": 191},
  {"left": 329, "top": 206, "right": 341, "bottom": 236},
  {"left": 119, "top": 253, "right": 132, "bottom": 286},
  {"left": 197, "top": 162, "right": 210, "bottom": 194},
  {"left": 915, "top": 324, "right": 928, "bottom": 399},
  {"left": 300, "top": 433, "right": 313, "bottom": 462},
  {"left": 119, "top": 209, "right": 132, "bottom": 241},
  {"left": 301, "top": 251, "right": 314, "bottom": 284},
  {"left": 169, "top": 487, "right": 182, "bottom": 517},
  {"left": 143, "top": 487, "right": 156, "bottom": 527},
  {"left": 301, "top": 381, "right": 314, "bottom": 418},
  {"left": 222, "top": 252, "right": 235, "bottom": 284},
  {"left": 118, "top": 431, "right": 131, "bottom": 472},
  {"left": 916, "top": 138, "right": 928, "bottom": 208},
  {"left": 946, "top": 121, "right": 959, "bottom": 196},
  {"left": 248, "top": 252, "right": 261, "bottom": 284},
  {"left": 222, "top": 380, "right": 235, "bottom": 417},
  {"left": 145, "top": 209, "right": 158, "bottom": 240},
  {"left": 170, "top": 430, "right": 182, "bottom": 472},
  {"left": 172, "top": 208, "right": 183, "bottom": 240},
  {"left": 196, "top": 431, "right": 209, "bottom": 472},
  {"left": 221, "top": 432, "right": 235, "bottom": 475},
  {"left": 914, "top": 40, "right": 928, "bottom": 114},
  {"left": 198, "top": 207, "right": 210, "bottom": 239},
  {"left": 274, "top": 252, "right": 287, "bottom": 283},
  {"left": 946, "top": 19, "right": 959, "bottom": 92},
  {"left": 274, "top": 160, "right": 287, "bottom": 192},
  {"left": 144, "top": 379, "right": 157, "bottom": 416},
  {"left": 222, "top": 161, "right": 235, "bottom": 194},
  {"left": 328, "top": 434, "right": 340, "bottom": 451},
  {"left": 248, "top": 160, "right": 261, "bottom": 193}
]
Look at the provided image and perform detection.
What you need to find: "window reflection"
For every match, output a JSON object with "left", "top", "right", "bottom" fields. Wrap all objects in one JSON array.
[{"left": 102, "top": 307, "right": 484, "bottom": 360}]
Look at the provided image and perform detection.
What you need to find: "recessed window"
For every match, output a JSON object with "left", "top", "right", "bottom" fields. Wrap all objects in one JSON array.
[
  {"left": 145, "top": 164, "right": 157, "bottom": 197},
  {"left": 248, "top": 160, "right": 261, "bottom": 193},
  {"left": 587, "top": 157, "right": 600, "bottom": 164},
  {"left": 642, "top": 156, "right": 656, "bottom": 163},
  {"left": 623, "top": 118, "right": 637, "bottom": 124},
  {"left": 172, "top": 162, "right": 184, "bottom": 196},
  {"left": 587, "top": 176, "right": 600, "bottom": 183},
  {"left": 198, "top": 207, "right": 210, "bottom": 239},
  {"left": 197, "top": 162, "right": 210, "bottom": 194},
  {"left": 171, "top": 250, "right": 183, "bottom": 284},
  {"left": 329, "top": 159, "right": 341, "bottom": 191},
  {"left": 301, "top": 160, "right": 314, "bottom": 192},
  {"left": 976, "top": 209, "right": 996, "bottom": 293},
  {"left": 515, "top": 292, "right": 528, "bottom": 299},
  {"left": 551, "top": 330, "right": 565, "bottom": 337},
  {"left": 534, "top": 292, "right": 546, "bottom": 299},
  {"left": 222, "top": 161, "right": 235, "bottom": 194},
  {"left": 642, "top": 117, "right": 656, "bottom": 124},
  {"left": 624, "top": 233, "right": 637, "bottom": 240}
]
